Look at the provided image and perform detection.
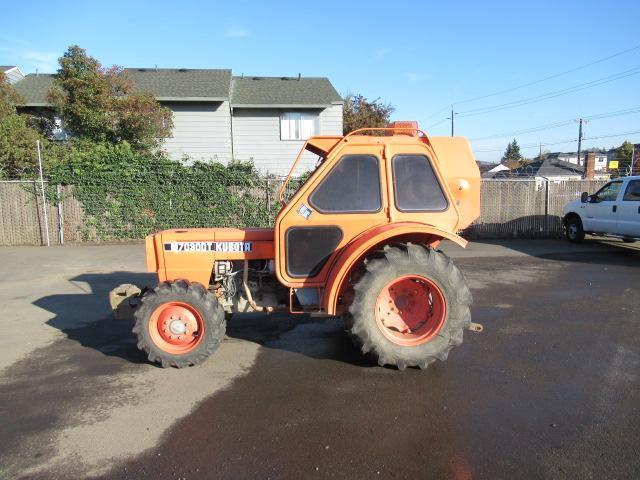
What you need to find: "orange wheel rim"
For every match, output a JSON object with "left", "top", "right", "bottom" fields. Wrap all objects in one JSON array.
[
  {"left": 148, "top": 301, "right": 205, "bottom": 354},
  {"left": 374, "top": 275, "right": 446, "bottom": 346}
]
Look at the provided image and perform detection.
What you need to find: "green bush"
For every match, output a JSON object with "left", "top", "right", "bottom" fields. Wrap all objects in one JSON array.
[{"left": 47, "top": 141, "right": 279, "bottom": 240}]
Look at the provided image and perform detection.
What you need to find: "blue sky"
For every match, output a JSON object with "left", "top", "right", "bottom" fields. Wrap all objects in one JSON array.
[{"left": 2, "top": 0, "right": 639, "bottom": 162}]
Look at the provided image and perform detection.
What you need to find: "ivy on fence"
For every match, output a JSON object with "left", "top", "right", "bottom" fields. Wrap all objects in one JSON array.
[{"left": 45, "top": 142, "right": 302, "bottom": 241}]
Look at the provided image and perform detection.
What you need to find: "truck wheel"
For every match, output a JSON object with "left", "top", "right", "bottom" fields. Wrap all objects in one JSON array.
[
  {"left": 565, "top": 215, "right": 585, "bottom": 243},
  {"left": 133, "top": 280, "right": 225, "bottom": 368},
  {"left": 349, "top": 243, "right": 472, "bottom": 370}
]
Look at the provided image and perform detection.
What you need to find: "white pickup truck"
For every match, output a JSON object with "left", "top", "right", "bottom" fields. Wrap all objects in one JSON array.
[{"left": 563, "top": 175, "right": 640, "bottom": 243}]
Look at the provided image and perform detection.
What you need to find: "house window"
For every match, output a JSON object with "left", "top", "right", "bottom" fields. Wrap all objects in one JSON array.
[{"left": 280, "top": 112, "right": 318, "bottom": 140}]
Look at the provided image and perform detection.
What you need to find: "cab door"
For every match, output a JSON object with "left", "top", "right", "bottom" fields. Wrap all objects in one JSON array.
[
  {"left": 275, "top": 144, "right": 389, "bottom": 286},
  {"left": 618, "top": 179, "right": 640, "bottom": 237},
  {"left": 582, "top": 180, "right": 623, "bottom": 234}
]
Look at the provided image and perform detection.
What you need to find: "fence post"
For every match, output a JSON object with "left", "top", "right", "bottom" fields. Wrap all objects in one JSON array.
[
  {"left": 36, "top": 140, "right": 50, "bottom": 247},
  {"left": 265, "top": 171, "right": 271, "bottom": 217},
  {"left": 56, "top": 184, "right": 64, "bottom": 245},
  {"left": 544, "top": 178, "right": 550, "bottom": 236}
]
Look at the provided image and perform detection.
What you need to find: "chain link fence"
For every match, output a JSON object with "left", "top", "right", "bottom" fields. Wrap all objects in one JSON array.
[
  {"left": 465, "top": 179, "right": 607, "bottom": 239},
  {"left": 0, "top": 178, "right": 608, "bottom": 246}
]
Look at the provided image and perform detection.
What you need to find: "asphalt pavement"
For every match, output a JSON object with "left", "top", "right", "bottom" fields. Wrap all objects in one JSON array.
[{"left": 0, "top": 239, "right": 638, "bottom": 480}]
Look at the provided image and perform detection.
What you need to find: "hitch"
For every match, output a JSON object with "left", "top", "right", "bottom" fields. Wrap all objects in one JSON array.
[
  {"left": 109, "top": 283, "right": 142, "bottom": 320},
  {"left": 468, "top": 322, "right": 484, "bottom": 333}
]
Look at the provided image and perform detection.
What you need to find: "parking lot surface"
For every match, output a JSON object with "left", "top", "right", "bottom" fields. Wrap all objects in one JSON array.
[{"left": 0, "top": 239, "right": 638, "bottom": 479}]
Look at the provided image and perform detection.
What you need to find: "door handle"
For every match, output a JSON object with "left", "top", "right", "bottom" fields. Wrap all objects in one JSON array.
[
  {"left": 638, "top": 206, "right": 640, "bottom": 214},
  {"left": 613, "top": 205, "right": 617, "bottom": 213}
]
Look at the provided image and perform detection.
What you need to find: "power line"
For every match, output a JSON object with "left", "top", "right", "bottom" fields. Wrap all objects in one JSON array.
[
  {"left": 584, "top": 129, "right": 640, "bottom": 141},
  {"left": 427, "top": 117, "right": 449, "bottom": 129},
  {"left": 424, "top": 43, "right": 640, "bottom": 119},
  {"left": 474, "top": 139, "right": 576, "bottom": 152},
  {"left": 457, "top": 66, "right": 640, "bottom": 117},
  {"left": 469, "top": 106, "right": 640, "bottom": 141},
  {"left": 473, "top": 129, "right": 640, "bottom": 153}
]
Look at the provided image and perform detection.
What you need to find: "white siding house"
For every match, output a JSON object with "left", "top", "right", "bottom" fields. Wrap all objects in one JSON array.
[
  {"left": 230, "top": 76, "right": 343, "bottom": 175},
  {"left": 162, "top": 101, "right": 232, "bottom": 163},
  {"left": 11, "top": 68, "right": 343, "bottom": 174},
  {"left": 231, "top": 104, "right": 343, "bottom": 175}
]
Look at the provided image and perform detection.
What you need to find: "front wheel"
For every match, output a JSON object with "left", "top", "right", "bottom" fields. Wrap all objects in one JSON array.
[
  {"left": 133, "top": 280, "right": 226, "bottom": 368},
  {"left": 348, "top": 243, "right": 472, "bottom": 370},
  {"left": 565, "top": 215, "right": 585, "bottom": 243}
]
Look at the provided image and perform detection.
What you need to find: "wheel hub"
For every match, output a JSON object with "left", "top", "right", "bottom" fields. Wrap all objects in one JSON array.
[
  {"left": 169, "top": 318, "right": 188, "bottom": 335},
  {"left": 375, "top": 275, "right": 446, "bottom": 346},
  {"left": 148, "top": 302, "right": 205, "bottom": 354}
]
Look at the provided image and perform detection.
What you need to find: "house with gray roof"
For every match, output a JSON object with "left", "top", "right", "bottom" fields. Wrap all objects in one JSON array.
[{"left": 11, "top": 68, "right": 343, "bottom": 175}]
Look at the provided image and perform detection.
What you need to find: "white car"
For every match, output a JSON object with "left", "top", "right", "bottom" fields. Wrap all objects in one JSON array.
[{"left": 563, "top": 175, "right": 640, "bottom": 243}]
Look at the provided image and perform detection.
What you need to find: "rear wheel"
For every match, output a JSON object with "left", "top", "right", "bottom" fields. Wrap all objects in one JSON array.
[
  {"left": 565, "top": 215, "right": 585, "bottom": 243},
  {"left": 133, "top": 280, "right": 225, "bottom": 368},
  {"left": 348, "top": 243, "right": 472, "bottom": 370}
]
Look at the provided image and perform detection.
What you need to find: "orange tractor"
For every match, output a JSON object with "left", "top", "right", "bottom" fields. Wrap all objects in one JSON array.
[{"left": 118, "top": 123, "right": 482, "bottom": 370}]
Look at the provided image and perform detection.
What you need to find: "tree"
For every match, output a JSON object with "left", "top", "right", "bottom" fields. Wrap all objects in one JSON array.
[
  {"left": 0, "top": 71, "right": 24, "bottom": 118},
  {"left": 48, "top": 45, "right": 173, "bottom": 151},
  {"left": 0, "top": 114, "right": 42, "bottom": 178},
  {"left": 342, "top": 93, "right": 394, "bottom": 134},
  {"left": 501, "top": 139, "right": 523, "bottom": 169},
  {"left": 615, "top": 140, "right": 635, "bottom": 174},
  {"left": 0, "top": 72, "right": 45, "bottom": 178}
]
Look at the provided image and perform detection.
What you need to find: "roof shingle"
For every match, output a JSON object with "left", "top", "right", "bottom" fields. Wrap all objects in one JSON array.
[
  {"left": 231, "top": 76, "right": 342, "bottom": 107},
  {"left": 11, "top": 70, "right": 342, "bottom": 107},
  {"left": 12, "top": 74, "right": 54, "bottom": 105},
  {"left": 124, "top": 68, "right": 231, "bottom": 100}
]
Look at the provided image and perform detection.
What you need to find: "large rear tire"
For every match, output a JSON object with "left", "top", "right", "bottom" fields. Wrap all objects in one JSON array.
[
  {"left": 348, "top": 243, "right": 472, "bottom": 370},
  {"left": 133, "top": 280, "right": 225, "bottom": 368}
]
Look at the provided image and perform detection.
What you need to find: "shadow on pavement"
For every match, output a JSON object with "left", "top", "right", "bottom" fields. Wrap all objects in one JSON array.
[
  {"left": 473, "top": 237, "right": 639, "bottom": 266},
  {"left": 226, "top": 312, "right": 377, "bottom": 368},
  {"left": 33, "top": 271, "right": 374, "bottom": 368},
  {"left": 33, "top": 272, "right": 156, "bottom": 365}
]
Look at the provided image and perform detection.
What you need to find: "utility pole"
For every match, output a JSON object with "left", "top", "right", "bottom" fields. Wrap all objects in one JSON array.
[
  {"left": 451, "top": 105, "right": 454, "bottom": 137},
  {"left": 446, "top": 105, "right": 457, "bottom": 137},
  {"left": 631, "top": 144, "right": 636, "bottom": 175},
  {"left": 539, "top": 142, "right": 542, "bottom": 161},
  {"left": 576, "top": 118, "right": 587, "bottom": 166}
]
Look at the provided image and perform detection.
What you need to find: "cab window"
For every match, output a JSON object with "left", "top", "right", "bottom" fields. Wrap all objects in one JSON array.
[
  {"left": 309, "top": 154, "right": 382, "bottom": 213},
  {"left": 392, "top": 155, "right": 448, "bottom": 211},
  {"left": 593, "top": 181, "right": 622, "bottom": 202},
  {"left": 623, "top": 180, "right": 640, "bottom": 201}
]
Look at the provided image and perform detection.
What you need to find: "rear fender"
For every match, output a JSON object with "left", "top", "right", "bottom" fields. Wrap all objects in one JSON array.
[{"left": 322, "top": 223, "right": 467, "bottom": 315}]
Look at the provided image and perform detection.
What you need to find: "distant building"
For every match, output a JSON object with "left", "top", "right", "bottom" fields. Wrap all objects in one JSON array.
[
  {"left": 493, "top": 157, "right": 609, "bottom": 180},
  {"left": 477, "top": 162, "right": 510, "bottom": 178},
  {"left": 543, "top": 151, "right": 608, "bottom": 172},
  {"left": 0, "top": 66, "right": 25, "bottom": 84}
]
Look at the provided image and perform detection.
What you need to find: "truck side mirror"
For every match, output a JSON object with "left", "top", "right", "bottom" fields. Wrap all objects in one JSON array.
[{"left": 580, "top": 192, "right": 589, "bottom": 203}]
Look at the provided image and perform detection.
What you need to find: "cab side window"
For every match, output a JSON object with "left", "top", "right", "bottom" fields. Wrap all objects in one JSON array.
[
  {"left": 309, "top": 154, "right": 382, "bottom": 213},
  {"left": 594, "top": 181, "right": 622, "bottom": 202},
  {"left": 392, "top": 155, "right": 448, "bottom": 211},
  {"left": 623, "top": 180, "right": 640, "bottom": 201}
]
